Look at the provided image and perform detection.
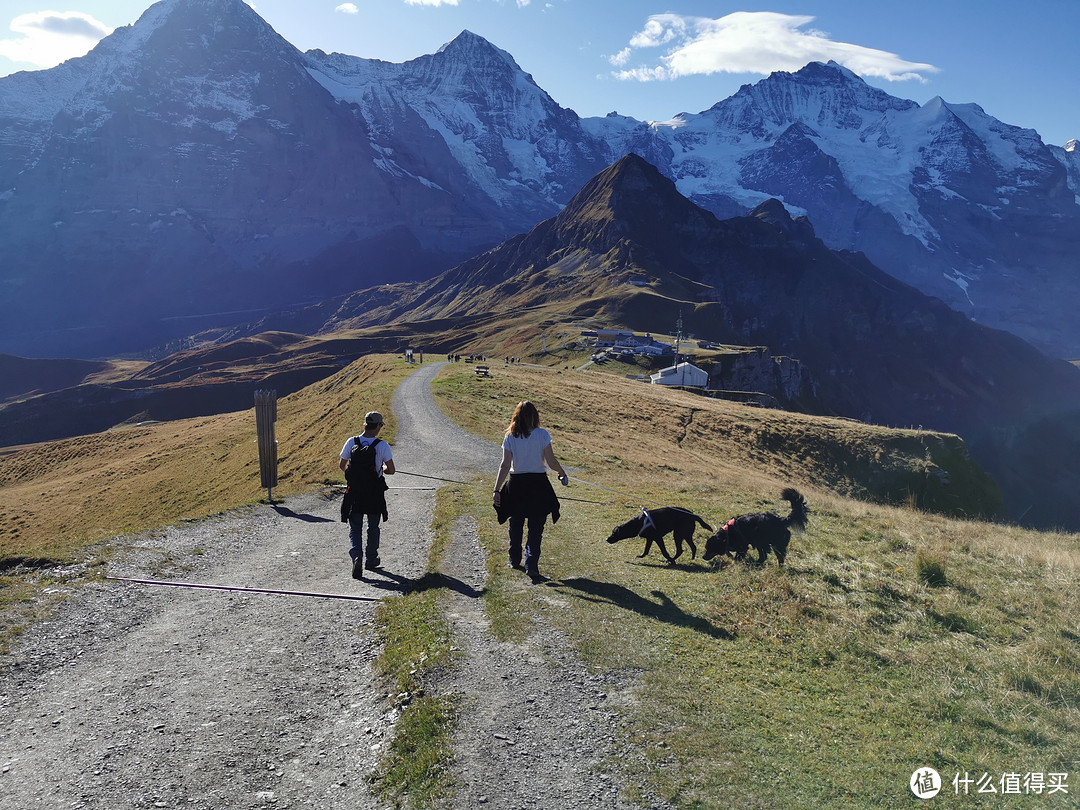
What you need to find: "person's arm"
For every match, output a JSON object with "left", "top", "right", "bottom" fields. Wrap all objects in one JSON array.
[
  {"left": 543, "top": 443, "right": 569, "bottom": 485},
  {"left": 383, "top": 458, "right": 396, "bottom": 475},
  {"left": 339, "top": 438, "right": 352, "bottom": 473},
  {"left": 492, "top": 445, "right": 513, "bottom": 506}
]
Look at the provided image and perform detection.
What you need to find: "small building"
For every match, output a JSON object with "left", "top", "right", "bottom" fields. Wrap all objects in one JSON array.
[
  {"left": 591, "top": 329, "right": 635, "bottom": 348},
  {"left": 650, "top": 362, "right": 708, "bottom": 388}
]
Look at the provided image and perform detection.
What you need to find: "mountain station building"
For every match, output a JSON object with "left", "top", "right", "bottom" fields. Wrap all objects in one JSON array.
[
  {"left": 581, "top": 329, "right": 673, "bottom": 356},
  {"left": 650, "top": 362, "right": 708, "bottom": 388}
]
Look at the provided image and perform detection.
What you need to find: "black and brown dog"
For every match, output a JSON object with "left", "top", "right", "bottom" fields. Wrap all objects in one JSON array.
[
  {"left": 605, "top": 507, "right": 713, "bottom": 563},
  {"left": 703, "top": 488, "right": 808, "bottom": 566}
]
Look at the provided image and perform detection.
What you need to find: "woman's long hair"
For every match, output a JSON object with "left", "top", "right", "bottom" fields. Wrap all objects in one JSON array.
[{"left": 506, "top": 400, "right": 540, "bottom": 439}]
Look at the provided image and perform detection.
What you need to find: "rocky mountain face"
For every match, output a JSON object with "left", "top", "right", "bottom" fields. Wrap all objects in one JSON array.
[
  {"left": 706, "top": 348, "right": 817, "bottom": 408},
  {"left": 0, "top": 0, "right": 514, "bottom": 357},
  {"left": 1, "top": 0, "right": 1077, "bottom": 359},
  {"left": 303, "top": 31, "right": 610, "bottom": 223},
  {"left": 584, "top": 64, "right": 1080, "bottom": 358},
  {"left": 314, "top": 155, "right": 1080, "bottom": 530}
]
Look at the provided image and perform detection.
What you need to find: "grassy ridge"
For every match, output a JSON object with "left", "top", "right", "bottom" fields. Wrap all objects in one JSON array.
[
  {"left": 0, "top": 355, "right": 409, "bottom": 564},
  {"left": 0, "top": 355, "right": 412, "bottom": 652},
  {"left": 431, "top": 361, "right": 1080, "bottom": 808},
  {"left": 3, "top": 352, "right": 1078, "bottom": 807}
]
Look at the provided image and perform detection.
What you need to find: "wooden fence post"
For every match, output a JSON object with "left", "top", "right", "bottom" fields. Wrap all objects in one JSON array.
[{"left": 254, "top": 389, "right": 278, "bottom": 502}]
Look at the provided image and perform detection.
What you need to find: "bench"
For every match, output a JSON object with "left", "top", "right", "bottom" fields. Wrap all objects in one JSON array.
[{"left": 474, "top": 365, "right": 490, "bottom": 377}]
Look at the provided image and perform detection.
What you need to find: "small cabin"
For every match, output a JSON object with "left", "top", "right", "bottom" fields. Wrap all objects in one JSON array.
[{"left": 650, "top": 362, "right": 708, "bottom": 388}]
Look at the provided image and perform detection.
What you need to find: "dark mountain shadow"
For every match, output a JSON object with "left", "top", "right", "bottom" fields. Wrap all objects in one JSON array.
[
  {"left": 272, "top": 505, "right": 334, "bottom": 523},
  {"left": 556, "top": 577, "right": 733, "bottom": 640}
]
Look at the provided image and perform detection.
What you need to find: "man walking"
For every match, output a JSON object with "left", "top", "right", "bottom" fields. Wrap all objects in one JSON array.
[{"left": 339, "top": 411, "right": 395, "bottom": 579}]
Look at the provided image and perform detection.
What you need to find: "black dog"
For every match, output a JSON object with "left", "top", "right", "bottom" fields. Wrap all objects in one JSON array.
[
  {"left": 703, "top": 488, "right": 808, "bottom": 566},
  {"left": 605, "top": 507, "right": 713, "bottom": 563}
]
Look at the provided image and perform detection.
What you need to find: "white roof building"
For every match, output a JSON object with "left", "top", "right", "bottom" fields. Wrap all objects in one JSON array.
[{"left": 650, "top": 362, "right": 708, "bottom": 388}]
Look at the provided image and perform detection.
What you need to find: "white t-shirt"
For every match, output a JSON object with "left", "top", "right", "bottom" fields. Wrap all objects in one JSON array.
[
  {"left": 502, "top": 428, "right": 551, "bottom": 474},
  {"left": 340, "top": 436, "right": 393, "bottom": 477}
]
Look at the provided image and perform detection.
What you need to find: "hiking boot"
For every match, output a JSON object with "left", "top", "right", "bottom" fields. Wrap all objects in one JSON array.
[
  {"left": 351, "top": 557, "right": 364, "bottom": 580},
  {"left": 365, "top": 557, "right": 382, "bottom": 570}
]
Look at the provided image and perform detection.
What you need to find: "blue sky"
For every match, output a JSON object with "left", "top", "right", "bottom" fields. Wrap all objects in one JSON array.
[{"left": 1, "top": 0, "right": 1077, "bottom": 147}]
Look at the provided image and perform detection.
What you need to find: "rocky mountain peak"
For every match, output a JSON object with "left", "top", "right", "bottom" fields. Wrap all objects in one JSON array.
[
  {"left": 709, "top": 59, "right": 919, "bottom": 133},
  {"left": 436, "top": 29, "right": 519, "bottom": 68},
  {"left": 553, "top": 153, "right": 716, "bottom": 245}
]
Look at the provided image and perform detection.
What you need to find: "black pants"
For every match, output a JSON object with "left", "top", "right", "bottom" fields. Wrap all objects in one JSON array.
[{"left": 509, "top": 513, "right": 545, "bottom": 574}]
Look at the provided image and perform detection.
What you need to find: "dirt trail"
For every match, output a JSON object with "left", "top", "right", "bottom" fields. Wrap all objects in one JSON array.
[{"left": 0, "top": 362, "right": 665, "bottom": 809}]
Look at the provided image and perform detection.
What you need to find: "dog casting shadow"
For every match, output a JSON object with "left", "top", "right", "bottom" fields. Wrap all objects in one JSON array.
[
  {"left": 604, "top": 507, "right": 713, "bottom": 563},
  {"left": 703, "top": 488, "right": 809, "bottom": 567}
]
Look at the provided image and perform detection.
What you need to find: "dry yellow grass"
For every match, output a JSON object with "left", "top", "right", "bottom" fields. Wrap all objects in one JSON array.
[
  {"left": 0, "top": 355, "right": 411, "bottom": 563},
  {"left": 430, "top": 362, "right": 1080, "bottom": 808},
  {"left": 433, "top": 357, "right": 1006, "bottom": 524},
  {"left": 3, "top": 351, "right": 1078, "bottom": 807}
]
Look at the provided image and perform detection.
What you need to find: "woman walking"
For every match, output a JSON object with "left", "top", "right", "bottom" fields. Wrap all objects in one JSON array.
[{"left": 492, "top": 400, "right": 568, "bottom": 581}]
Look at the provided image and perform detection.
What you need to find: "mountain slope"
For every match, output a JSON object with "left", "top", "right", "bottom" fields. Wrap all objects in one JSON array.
[
  {"left": 585, "top": 62, "right": 1080, "bottom": 356},
  {"left": 304, "top": 31, "right": 610, "bottom": 223},
  {"left": 2, "top": 11, "right": 1077, "bottom": 358},
  {"left": 320, "top": 154, "right": 1080, "bottom": 529},
  {"left": 0, "top": 0, "right": 509, "bottom": 357}
]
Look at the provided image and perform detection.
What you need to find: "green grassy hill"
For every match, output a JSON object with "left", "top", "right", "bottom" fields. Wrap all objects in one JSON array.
[
  {"left": 427, "top": 362, "right": 1080, "bottom": 808},
  {"left": 2, "top": 355, "right": 1077, "bottom": 808}
]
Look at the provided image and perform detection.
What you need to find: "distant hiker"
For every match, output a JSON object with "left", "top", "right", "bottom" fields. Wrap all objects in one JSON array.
[
  {"left": 339, "top": 411, "right": 395, "bottom": 579},
  {"left": 492, "top": 400, "right": 568, "bottom": 581}
]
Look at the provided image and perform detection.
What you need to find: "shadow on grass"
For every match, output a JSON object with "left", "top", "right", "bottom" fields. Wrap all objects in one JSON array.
[
  {"left": 556, "top": 577, "right": 733, "bottom": 640},
  {"left": 626, "top": 558, "right": 709, "bottom": 573}
]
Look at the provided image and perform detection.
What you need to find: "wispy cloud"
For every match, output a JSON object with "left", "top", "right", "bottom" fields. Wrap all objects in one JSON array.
[
  {"left": 335, "top": 3, "right": 359, "bottom": 13},
  {"left": 0, "top": 11, "right": 112, "bottom": 68},
  {"left": 404, "top": 0, "right": 460, "bottom": 6},
  {"left": 611, "top": 12, "right": 938, "bottom": 83}
]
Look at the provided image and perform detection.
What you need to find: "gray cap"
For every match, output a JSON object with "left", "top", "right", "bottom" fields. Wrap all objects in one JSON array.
[{"left": 365, "top": 411, "right": 384, "bottom": 426}]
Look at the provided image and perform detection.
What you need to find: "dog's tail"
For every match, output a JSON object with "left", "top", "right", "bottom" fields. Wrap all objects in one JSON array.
[
  {"left": 695, "top": 514, "right": 713, "bottom": 532},
  {"left": 780, "top": 487, "right": 809, "bottom": 531}
]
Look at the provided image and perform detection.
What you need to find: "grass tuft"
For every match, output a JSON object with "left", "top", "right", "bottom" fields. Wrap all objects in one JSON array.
[{"left": 915, "top": 549, "right": 949, "bottom": 586}]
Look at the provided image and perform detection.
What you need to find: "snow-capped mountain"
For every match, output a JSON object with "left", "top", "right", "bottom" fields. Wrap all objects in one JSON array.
[
  {"left": 0, "top": 0, "right": 517, "bottom": 357},
  {"left": 304, "top": 31, "right": 610, "bottom": 222},
  {"left": 582, "top": 62, "right": 1080, "bottom": 357},
  {"left": 1, "top": 0, "right": 1077, "bottom": 358}
]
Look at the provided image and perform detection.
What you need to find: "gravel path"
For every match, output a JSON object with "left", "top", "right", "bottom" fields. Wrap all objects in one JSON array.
[{"left": 0, "top": 362, "right": 667, "bottom": 810}]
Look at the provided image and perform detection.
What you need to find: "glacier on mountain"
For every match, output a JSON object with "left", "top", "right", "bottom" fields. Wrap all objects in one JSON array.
[{"left": 0, "top": 1, "right": 1077, "bottom": 358}]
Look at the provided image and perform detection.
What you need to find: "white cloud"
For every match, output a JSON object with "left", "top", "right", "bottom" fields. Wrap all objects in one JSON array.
[
  {"left": 335, "top": 3, "right": 359, "bottom": 13},
  {"left": 609, "top": 47, "right": 632, "bottom": 68},
  {"left": 404, "top": 0, "right": 460, "bottom": 6},
  {"left": 0, "top": 11, "right": 112, "bottom": 68},
  {"left": 613, "top": 12, "right": 938, "bottom": 83}
]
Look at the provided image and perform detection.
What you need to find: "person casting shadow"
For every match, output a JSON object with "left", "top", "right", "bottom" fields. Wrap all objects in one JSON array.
[{"left": 492, "top": 400, "right": 569, "bottom": 582}]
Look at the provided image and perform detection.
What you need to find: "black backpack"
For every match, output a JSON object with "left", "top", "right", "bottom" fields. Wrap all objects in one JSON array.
[{"left": 346, "top": 437, "right": 382, "bottom": 492}]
